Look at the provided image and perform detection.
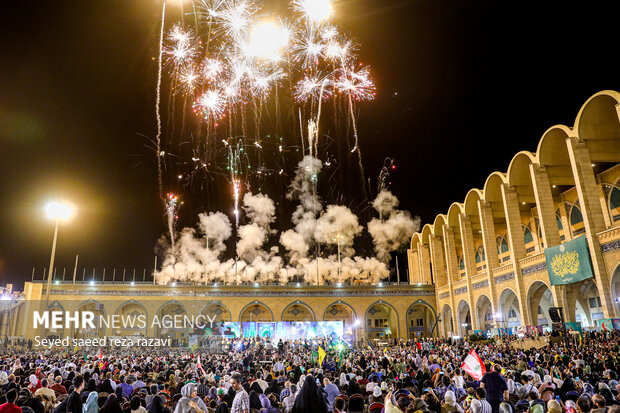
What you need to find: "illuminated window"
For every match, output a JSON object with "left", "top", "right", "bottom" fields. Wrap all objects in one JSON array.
[{"left": 569, "top": 204, "right": 585, "bottom": 235}]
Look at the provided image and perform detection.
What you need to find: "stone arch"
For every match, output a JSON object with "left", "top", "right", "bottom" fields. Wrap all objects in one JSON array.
[
  {"left": 199, "top": 301, "right": 232, "bottom": 322},
  {"left": 475, "top": 294, "right": 493, "bottom": 330},
  {"left": 323, "top": 300, "right": 357, "bottom": 321},
  {"left": 113, "top": 300, "right": 148, "bottom": 336},
  {"left": 421, "top": 224, "right": 433, "bottom": 247},
  {"left": 507, "top": 151, "right": 536, "bottom": 188},
  {"left": 447, "top": 203, "right": 464, "bottom": 228},
  {"left": 536, "top": 125, "right": 577, "bottom": 200},
  {"left": 406, "top": 300, "right": 436, "bottom": 338},
  {"left": 605, "top": 178, "right": 620, "bottom": 222},
  {"left": 440, "top": 304, "right": 454, "bottom": 338},
  {"left": 456, "top": 299, "right": 472, "bottom": 337},
  {"left": 153, "top": 300, "right": 191, "bottom": 342},
  {"left": 498, "top": 287, "right": 522, "bottom": 328},
  {"left": 526, "top": 281, "right": 555, "bottom": 327},
  {"left": 432, "top": 215, "right": 449, "bottom": 287},
  {"left": 281, "top": 300, "right": 316, "bottom": 321},
  {"left": 73, "top": 299, "right": 107, "bottom": 339},
  {"left": 565, "top": 279, "right": 602, "bottom": 327},
  {"left": 323, "top": 300, "right": 358, "bottom": 342},
  {"left": 239, "top": 300, "right": 274, "bottom": 322},
  {"left": 574, "top": 91, "right": 620, "bottom": 164},
  {"left": 43, "top": 301, "right": 66, "bottom": 339},
  {"left": 410, "top": 233, "right": 422, "bottom": 250},
  {"left": 365, "top": 300, "right": 399, "bottom": 341},
  {"left": 154, "top": 300, "right": 189, "bottom": 321}
]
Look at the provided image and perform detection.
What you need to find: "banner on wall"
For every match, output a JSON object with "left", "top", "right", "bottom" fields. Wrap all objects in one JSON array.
[
  {"left": 596, "top": 319, "right": 620, "bottom": 331},
  {"left": 565, "top": 322, "right": 583, "bottom": 335},
  {"left": 241, "top": 321, "right": 344, "bottom": 340},
  {"left": 544, "top": 235, "right": 594, "bottom": 286}
]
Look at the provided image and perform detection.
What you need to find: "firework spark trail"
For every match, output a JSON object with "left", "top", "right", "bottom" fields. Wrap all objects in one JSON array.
[
  {"left": 152, "top": 0, "right": 406, "bottom": 285},
  {"left": 165, "top": 193, "right": 181, "bottom": 248},
  {"left": 155, "top": 1, "right": 166, "bottom": 202}
]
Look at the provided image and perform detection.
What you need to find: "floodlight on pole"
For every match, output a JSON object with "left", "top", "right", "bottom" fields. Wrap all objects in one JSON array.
[{"left": 44, "top": 201, "right": 74, "bottom": 311}]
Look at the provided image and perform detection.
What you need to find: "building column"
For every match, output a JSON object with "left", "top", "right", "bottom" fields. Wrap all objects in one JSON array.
[
  {"left": 478, "top": 202, "right": 500, "bottom": 307},
  {"left": 441, "top": 228, "right": 463, "bottom": 331},
  {"left": 429, "top": 236, "right": 447, "bottom": 289},
  {"left": 442, "top": 227, "right": 458, "bottom": 287},
  {"left": 418, "top": 243, "right": 433, "bottom": 285},
  {"left": 444, "top": 226, "right": 477, "bottom": 331},
  {"left": 430, "top": 236, "right": 457, "bottom": 328},
  {"left": 529, "top": 164, "right": 567, "bottom": 313},
  {"left": 501, "top": 184, "right": 531, "bottom": 326},
  {"left": 407, "top": 249, "right": 420, "bottom": 285},
  {"left": 566, "top": 136, "right": 616, "bottom": 318},
  {"left": 459, "top": 213, "right": 492, "bottom": 329}
]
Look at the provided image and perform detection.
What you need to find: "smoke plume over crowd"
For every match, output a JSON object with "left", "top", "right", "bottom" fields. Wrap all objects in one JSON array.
[{"left": 155, "top": 156, "right": 420, "bottom": 285}]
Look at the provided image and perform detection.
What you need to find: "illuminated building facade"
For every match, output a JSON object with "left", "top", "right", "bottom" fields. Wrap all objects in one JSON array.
[{"left": 408, "top": 90, "right": 620, "bottom": 337}]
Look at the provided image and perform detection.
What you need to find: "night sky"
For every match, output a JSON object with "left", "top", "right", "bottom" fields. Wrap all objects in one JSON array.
[{"left": 1, "top": 1, "right": 618, "bottom": 288}]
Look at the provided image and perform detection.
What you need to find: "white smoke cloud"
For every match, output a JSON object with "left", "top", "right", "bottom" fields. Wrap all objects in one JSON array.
[
  {"left": 314, "top": 205, "right": 362, "bottom": 257},
  {"left": 236, "top": 192, "right": 276, "bottom": 262},
  {"left": 197, "top": 211, "right": 232, "bottom": 254},
  {"left": 155, "top": 161, "right": 416, "bottom": 286},
  {"left": 368, "top": 190, "right": 421, "bottom": 262}
]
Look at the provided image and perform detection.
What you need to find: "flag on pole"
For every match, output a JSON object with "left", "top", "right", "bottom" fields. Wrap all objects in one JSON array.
[
  {"left": 461, "top": 350, "right": 486, "bottom": 380},
  {"left": 196, "top": 355, "right": 207, "bottom": 377},
  {"left": 318, "top": 346, "right": 326, "bottom": 366}
]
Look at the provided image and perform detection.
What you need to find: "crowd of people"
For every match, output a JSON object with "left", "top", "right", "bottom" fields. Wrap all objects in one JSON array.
[{"left": 0, "top": 330, "right": 618, "bottom": 413}]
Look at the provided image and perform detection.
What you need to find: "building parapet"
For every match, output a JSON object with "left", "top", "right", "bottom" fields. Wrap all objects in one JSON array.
[{"left": 599, "top": 226, "right": 620, "bottom": 252}]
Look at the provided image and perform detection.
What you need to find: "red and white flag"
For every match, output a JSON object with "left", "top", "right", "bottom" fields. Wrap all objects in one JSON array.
[
  {"left": 461, "top": 350, "right": 486, "bottom": 380},
  {"left": 196, "top": 355, "right": 206, "bottom": 376}
]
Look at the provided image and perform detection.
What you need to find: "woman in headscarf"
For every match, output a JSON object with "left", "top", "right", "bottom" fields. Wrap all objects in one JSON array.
[
  {"left": 291, "top": 376, "right": 328, "bottom": 413},
  {"left": 206, "top": 387, "right": 218, "bottom": 403},
  {"left": 259, "top": 394, "right": 279, "bottom": 413},
  {"left": 347, "top": 380, "right": 362, "bottom": 397},
  {"left": 83, "top": 392, "right": 99, "bottom": 413},
  {"left": 28, "top": 374, "right": 41, "bottom": 394},
  {"left": 168, "top": 375, "right": 177, "bottom": 394},
  {"left": 547, "top": 400, "right": 562, "bottom": 413},
  {"left": 249, "top": 381, "right": 263, "bottom": 395},
  {"left": 147, "top": 395, "right": 169, "bottom": 413},
  {"left": 85, "top": 379, "right": 98, "bottom": 394},
  {"left": 101, "top": 394, "right": 124, "bottom": 413},
  {"left": 249, "top": 391, "right": 262, "bottom": 410},
  {"left": 129, "top": 396, "right": 147, "bottom": 413},
  {"left": 174, "top": 383, "right": 206, "bottom": 413},
  {"left": 214, "top": 394, "right": 230, "bottom": 413},
  {"left": 441, "top": 390, "right": 464, "bottom": 413},
  {"left": 338, "top": 373, "right": 348, "bottom": 388}
]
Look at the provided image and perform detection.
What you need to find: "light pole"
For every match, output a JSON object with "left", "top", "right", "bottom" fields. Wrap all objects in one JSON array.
[
  {"left": 333, "top": 234, "right": 342, "bottom": 280},
  {"left": 44, "top": 201, "right": 73, "bottom": 308}
]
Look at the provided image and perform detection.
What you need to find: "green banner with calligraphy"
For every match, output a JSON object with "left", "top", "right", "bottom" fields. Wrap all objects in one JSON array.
[{"left": 544, "top": 235, "right": 594, "bottom": 286}]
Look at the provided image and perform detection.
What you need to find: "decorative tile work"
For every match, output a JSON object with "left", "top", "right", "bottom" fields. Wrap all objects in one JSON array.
[
  {"left": 473, "top": 280, "right": 489, "bottom": 290},
  {"left": 454, "top": 287, "right": 468, "bottom": 295},
  {"left": 521, "top": 262, "right": 547, "bottom": 276},
  {"left": 250, "top": 306, "right": 264, "bottom": 317},
  {"left": 51, "top": 288, "right": 437, "bottom": 297},
  {"left": 494, "top": 272, "right": 514, "bottom": 284},
  {"left": 601, "top": 239, "right": 620, "bottom": 253},
  {"left": 327, "top": 307, "right": 341, "bottom": 316},
  {"left": 438, "top": 292, "right": 450, "bottom": 299},
  {"left": 368, "top": 307, "right": 379, "bottom": 315},
  {"left": 288, "top": 306, "right": 301, "bottom": 316}
]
